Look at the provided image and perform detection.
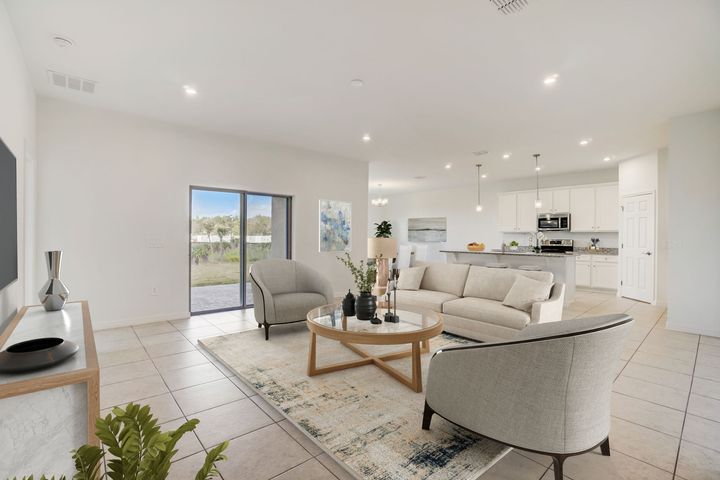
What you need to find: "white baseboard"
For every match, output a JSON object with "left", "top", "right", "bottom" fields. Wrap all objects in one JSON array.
[
  {"left": 665, "top": 321, "right": 720, "bottom": 338},
  {"left": 94, "top": 311, "right": 190, "bottom": 331}
]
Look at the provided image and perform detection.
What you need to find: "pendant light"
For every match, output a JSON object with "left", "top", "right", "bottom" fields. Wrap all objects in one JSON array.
[
  {"left": 533, "top": 154, "right": 542, "bottom": 209},
  {"left": 371, "top": 184, "right": 388, "bottom": 207},
  {"left": 475, "top": 164, "right": 483, "bottom": 212}
]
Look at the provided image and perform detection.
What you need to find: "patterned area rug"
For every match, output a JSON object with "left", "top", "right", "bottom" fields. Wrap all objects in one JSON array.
[{"left": 200, "top": 323, "right": 510, "bottom": 480}]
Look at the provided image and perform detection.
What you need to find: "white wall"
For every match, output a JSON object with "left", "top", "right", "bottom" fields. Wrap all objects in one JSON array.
[
  {"left": 36, "top": 98, "right": 368, "bottom": 329},
  {"left": 667, "top": 108, "right": 720, "bottom": 337},
  {"left": 0, "top": 3, "right": 35, "bottom": 329},
  {"left": 369, "top": 169, "right": 618, "bottom": 262}
]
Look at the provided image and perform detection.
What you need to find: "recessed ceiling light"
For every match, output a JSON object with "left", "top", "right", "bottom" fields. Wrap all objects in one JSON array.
[
  {"left": 579, "top": 138, "right": 592, "bottom": 146},
  {"left": 603, "top": 156, "right": 612, "bottom": 162},
  {"left": 502, "top": 152, "right": 511, "bottom": 159},
  {"left": 362, "top": 133, "right": 372, "bottom": 142},
  {"left": 183, "top": 85, "right": 197, "bottom": 96},
  {"left": 543, "top": 74, "right": 559, "bottom": 86},
  {"left": 444, "top": 163, "right": 452, "bottom": 169},
  {"left": 481, "top": 173, "right": 488, "bottom": 179},
  {"left": 350, "top": 79, "right": 364, "bottom": 87},
  {"left": 52, "top": 35, "right": 74, "bottom": 48}
]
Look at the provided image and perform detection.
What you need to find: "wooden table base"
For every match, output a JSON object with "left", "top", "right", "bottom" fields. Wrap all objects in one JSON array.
[{"left": 306, "top": 333, "right": 430, "bottom": 392}]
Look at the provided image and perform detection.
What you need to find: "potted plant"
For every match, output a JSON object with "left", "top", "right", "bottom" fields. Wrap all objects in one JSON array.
[
  {"left": 14, "top": 403, "right": 229, "bottom": 480},
  {"left": 338, "top": 253, "right": 377, "bottom": 320},
  {"left": 509, "top": 240, "right": 519, "bottom": 251}
]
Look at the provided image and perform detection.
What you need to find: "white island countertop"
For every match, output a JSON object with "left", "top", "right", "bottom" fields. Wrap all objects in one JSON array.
[{"left": 440, "top": 249, "right": 577, "bottom": 258}]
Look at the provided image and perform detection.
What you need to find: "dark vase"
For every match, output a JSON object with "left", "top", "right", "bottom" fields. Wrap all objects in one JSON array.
[
  {"left": 355, "top": 292, "right": 377, "bottom": 320},
  {"left": 342, "top": 290, "right": 356, "bottom": 317}
]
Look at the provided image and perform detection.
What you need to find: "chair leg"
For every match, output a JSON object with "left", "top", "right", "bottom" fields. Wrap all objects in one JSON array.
[
  {"left": 421, "top": 401, "right": 434, "bottom": 430},
  {"left": 552, "top": 456, "right": 565, "bottom": 480},
  {"left": 600, "top": 437, "right": 610, "bottom": 456},
  {"left": 264, "top": 323, "right": 270, "bottom": 341},
  {"left": 257, "top": 323, "right": 262, "bottom": 328}
]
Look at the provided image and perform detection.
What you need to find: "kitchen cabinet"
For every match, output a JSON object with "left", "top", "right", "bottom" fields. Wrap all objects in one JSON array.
[
  {"left": 498, "top": 193, "right": 518, "bottom": 232},
  {"left": 539, "top": 188, "right": 570, "bottom": 214},
  {"left": 570, "top": 184, "right": 619, "bottom": 232},
  {"left": 576, "top": 255, "right": 618, "bottom": 290},
  {"left": 498, "top": 192, "right": 536, "bottom": 232}
]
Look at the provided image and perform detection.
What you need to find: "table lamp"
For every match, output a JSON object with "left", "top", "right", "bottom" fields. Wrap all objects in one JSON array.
[{"left": 367, "top": 237, "right": 398, "bottom": 296}]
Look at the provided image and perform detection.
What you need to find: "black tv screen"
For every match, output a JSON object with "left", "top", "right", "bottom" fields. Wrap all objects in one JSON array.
[{"left": 0, "top": 137, "right": 18, "bottom": 292}]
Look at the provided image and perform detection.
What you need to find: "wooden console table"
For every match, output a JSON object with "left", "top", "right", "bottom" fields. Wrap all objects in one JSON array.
[{"left": 0, "top": 301, "right": 99, "bottom": 478}]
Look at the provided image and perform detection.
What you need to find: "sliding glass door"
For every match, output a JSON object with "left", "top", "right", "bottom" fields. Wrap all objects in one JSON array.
[{"left": 190, "top": 187, "right": 291, "bottom": 314}]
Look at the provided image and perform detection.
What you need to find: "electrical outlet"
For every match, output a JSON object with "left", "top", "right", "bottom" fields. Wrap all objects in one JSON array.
[{"left": 151, "top": 286, "right": 159, "bottom": 296}]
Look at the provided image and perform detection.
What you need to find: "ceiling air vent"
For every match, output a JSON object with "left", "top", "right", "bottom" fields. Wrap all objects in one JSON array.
[
  {"left": 47, "top": 70, "right": 97, "bottom": 94},
  {"left": 490, "top": 0, "right": 529, "bottom": 15}
]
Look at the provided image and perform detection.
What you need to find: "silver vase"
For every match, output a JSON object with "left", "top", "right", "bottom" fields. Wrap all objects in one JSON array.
[{"left": 38, "top": 250, "right": 70, "bottom": 311}]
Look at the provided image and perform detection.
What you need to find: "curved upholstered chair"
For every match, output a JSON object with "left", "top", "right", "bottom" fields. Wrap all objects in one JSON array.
[
  {"left": 422, "top": 314, "right": 634, "bottom": 480},
  {"left": 249, "top": 259, "right": 334, "bottom": 340}
]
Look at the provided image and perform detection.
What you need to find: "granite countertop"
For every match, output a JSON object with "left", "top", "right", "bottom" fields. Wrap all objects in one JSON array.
[
  {"left": 574, "top": 247, "right": 618, "bottom": 256},
  {"left": 441, "top": 249, "right": 577, "bottom": 258}
]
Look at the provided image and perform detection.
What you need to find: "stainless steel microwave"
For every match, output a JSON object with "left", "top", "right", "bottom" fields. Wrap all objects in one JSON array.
[{"left": 537, "top": 213, "right": 571, "bottom": 231}]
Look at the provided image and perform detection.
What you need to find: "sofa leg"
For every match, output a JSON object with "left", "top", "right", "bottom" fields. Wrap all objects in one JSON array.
[
  {"left": 552, "top": 456, "right": 565, "bottom": 480},
  {"left": 264, "top": 324, "right": 270, "bottom": 341},
  {"left": 600, "top": 437, "right": 610, "bottom": 456},
  {"left": 421, "top": 401, "right": 434, "bottom": 430},
  {"left": 257, "top": 323, "right": 262, "bottom": 328}
]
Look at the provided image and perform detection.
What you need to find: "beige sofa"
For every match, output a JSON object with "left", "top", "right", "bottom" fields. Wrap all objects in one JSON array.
[{"left": 395, "top": 262, "right": 565, "bottom": 341}]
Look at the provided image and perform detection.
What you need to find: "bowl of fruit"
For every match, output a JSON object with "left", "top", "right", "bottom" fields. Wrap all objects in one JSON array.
[{"left": 467, "top": 242, "right": 485, "bottom": 252}]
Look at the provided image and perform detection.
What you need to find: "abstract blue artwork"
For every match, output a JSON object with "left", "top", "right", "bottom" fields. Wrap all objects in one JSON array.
[{"left": 319, "top": 200, "right": 352, "bottom": 252}]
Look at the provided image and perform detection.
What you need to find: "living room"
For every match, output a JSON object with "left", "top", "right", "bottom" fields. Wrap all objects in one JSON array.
[{"left": 0, "top": 1, "right": 719, "bottom": 480}]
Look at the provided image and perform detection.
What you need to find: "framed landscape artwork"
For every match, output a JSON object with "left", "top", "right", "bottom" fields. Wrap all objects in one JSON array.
[
  {"left": 408, "top": 217, "right": 447, "bottom": 242},
  {"left": 319, "top": 200, "right": 352, "bottom": 252}
]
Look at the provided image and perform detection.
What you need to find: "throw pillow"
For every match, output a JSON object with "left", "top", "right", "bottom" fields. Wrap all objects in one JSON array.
[
  {"left": 502, "top": 275, "right": 553, "bottom": 313},
  {"left": 396, "top": 266, "right": 426, "bottom": 291}
]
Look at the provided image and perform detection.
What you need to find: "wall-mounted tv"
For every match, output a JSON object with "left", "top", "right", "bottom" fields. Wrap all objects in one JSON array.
[{"left": 0, "top": 137, "right": 18, "bottom": 292}]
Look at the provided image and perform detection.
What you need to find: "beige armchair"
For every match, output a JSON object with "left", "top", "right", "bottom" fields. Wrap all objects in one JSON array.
[
  {"left": 422, "top": 314, "right": 633, "bottom": 480},
  {"left": 249, "top": 259, "right": 334, "bottom": 340}
]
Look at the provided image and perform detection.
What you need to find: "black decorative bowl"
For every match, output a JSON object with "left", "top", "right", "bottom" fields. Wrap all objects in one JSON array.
[{"left": 0, "top": 337, "right": 80, "bottom": 373}]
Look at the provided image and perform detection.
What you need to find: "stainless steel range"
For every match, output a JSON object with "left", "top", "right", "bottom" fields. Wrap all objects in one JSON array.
[{"left": 540, "top": 239, "right": 574, "bottom": 254}]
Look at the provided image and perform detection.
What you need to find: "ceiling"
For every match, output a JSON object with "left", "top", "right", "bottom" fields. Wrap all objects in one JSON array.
[{"left": 6, "top": 0, "right": 720, "bottom": 194}]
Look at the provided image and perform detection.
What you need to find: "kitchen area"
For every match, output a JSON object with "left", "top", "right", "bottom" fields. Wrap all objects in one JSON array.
[{"left": 442, "top": 181, "right": 620, "bottom": 304}]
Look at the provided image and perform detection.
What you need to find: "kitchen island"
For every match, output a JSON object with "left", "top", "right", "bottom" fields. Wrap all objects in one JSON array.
[{"left": 440, "top": 250, "right": 576, "bottom": 304}]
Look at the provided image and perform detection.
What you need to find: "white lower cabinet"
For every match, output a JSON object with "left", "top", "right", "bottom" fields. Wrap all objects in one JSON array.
[{"left": 576, "top": 255, "right": 618, "bottom": 290}]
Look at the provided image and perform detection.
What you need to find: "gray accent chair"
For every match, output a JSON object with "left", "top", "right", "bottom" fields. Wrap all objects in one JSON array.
[
  {"left": 422, "top": 314, "right": 634, "bottom": 480},
  {"left": 249, "top": 259, "right": 334, "bottom": 340}
]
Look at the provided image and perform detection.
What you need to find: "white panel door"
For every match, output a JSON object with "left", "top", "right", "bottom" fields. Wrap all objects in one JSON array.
[
  {"left": 552, "top": 189, "right": 571, "bottom": 213},
  {"left": 516, "top": 191, "right": 538, "bottom": 232},
  {"left": 596, "top": 184, "right": 619, "bottom": 231},
  {"left": 570, "top": 187, "right": 596, "bottom": 231},
  {"left": 620, "top": 193, "right": 655, "bottom": 303},
  {"left": 498, "top": 194, "right": 518, "bottom": 232}
]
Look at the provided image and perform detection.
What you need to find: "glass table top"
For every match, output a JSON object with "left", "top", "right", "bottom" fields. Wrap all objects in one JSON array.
[{"left": 307, "top": 303, "right": 440, "bottom": 335}]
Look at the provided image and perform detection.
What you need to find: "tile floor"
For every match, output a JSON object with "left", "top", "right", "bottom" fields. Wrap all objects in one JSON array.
[{"left": 95, "top": 291, "right": 720, "bottom": 480}]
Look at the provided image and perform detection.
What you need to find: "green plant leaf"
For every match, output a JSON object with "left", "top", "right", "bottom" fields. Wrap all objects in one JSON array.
[{"left": 194, "top": 441, "right": 229, "bottom": 480}]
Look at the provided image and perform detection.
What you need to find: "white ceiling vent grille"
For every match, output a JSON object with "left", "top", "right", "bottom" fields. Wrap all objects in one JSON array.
[
  {"left": 490, "top": 0, "right": 530, "bottom": 15},
  {"left": 47, "top": 70, "right": 97, "bottom": 94}
]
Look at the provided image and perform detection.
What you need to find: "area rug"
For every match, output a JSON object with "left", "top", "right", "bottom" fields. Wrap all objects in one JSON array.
[{"left": 200, "top": 323, "right": 510, "bottom": 480}]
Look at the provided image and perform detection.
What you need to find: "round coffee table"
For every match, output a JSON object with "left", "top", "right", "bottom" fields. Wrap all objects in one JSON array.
[{"left": 306, "top": 303, "right": 443, "bottom": 392}]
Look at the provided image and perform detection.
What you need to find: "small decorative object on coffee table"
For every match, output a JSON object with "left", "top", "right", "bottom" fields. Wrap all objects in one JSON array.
[
  {"left": 38, "top": 250, "right": 70, "bottom": 311},
  {"left": 342, "top": 289, "right": 356, "bottom": 317},
  {"left": 384, "top": 261, "right": 399, "bottom": 323},
  {"left": 337, "top": 253, "right": 377, "bottom": 320}
]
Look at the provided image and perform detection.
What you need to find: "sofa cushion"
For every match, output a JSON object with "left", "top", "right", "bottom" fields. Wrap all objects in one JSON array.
[
  {"left": 272, "top": 292, "right": 328, "bottom": 323},
  {"left": 502, "top": 275, "right": 553, "bottom": 313},
  {"left": 396, "top": 266, "right": 426, "bottom": 291},
  {"left": 418, "top": 262, "right": 470, "bottom": 297},
  {"left": 462, "top": 266, "right": 553, "bottom": 301},
  {"left": 395, "top": 289, "right": 459, "bottom": 313},
  {"left": 442, "top": 297, "right": 531, "bottom": 330}
]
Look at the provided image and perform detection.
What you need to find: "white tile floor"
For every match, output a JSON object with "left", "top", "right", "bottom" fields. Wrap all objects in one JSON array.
[{"left": 95, "top": 291, "right": 720, "bottom": 480}]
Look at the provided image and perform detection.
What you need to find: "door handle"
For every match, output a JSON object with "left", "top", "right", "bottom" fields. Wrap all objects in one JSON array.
[{"left": 643, "top": 252, "right": 652, "bottom": 256}]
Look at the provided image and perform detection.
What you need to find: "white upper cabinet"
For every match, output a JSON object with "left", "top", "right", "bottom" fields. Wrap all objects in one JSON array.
[
  {"left": 552, "top": 189, "right": 570, "bottom": 213},
  {"left": 538, "top": 191, "right": 553, "bottom": 213},
  {"left": 595, "top": 184, "right": 619, "bottom": 231},
  {"left": 516, "top": 191, "right": 538, "bottom": 232},
  {"left": 498, "top": 193, "right": 518, "bottom": 232},
  {"left": 570, "top": 187, "right": 596, "bottom": 231}
]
